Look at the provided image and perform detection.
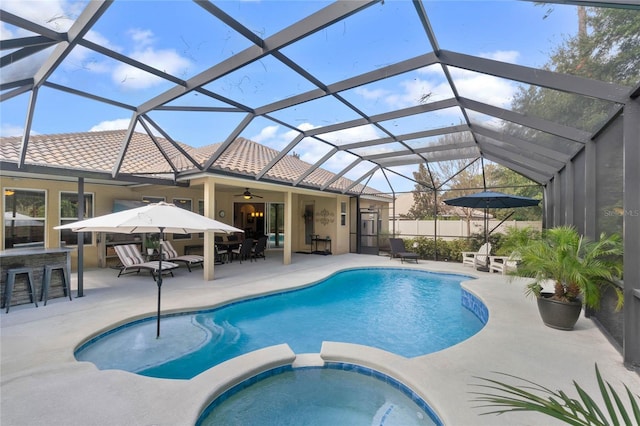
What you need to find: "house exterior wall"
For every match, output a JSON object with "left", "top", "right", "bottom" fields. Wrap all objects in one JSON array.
[
  {"left": 0, "top": 176, "right": 209, "bottom": 269},
  {"left": 1, "top": 176, "right": 366, "bottom": 268}
]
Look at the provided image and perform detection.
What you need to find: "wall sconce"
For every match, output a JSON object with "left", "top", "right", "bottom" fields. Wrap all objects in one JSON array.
[{"left": 250, "top": 211, "right": 264, "bottom": 218}]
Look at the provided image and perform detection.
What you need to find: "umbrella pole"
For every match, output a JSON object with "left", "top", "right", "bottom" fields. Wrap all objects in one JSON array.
[
  {"left": 156, "top": 228, "right": 164, "bottom": 339},
  {"left": 478, "top": 204, "right": 490, "bottom": 272}
]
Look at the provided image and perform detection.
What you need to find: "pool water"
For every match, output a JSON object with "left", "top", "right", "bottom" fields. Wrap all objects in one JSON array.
[
  {"left": 197, "top": 365, "right": 441, "bottom": 426},
  {"left": 76, "top": 268, "right": 484, "bottom": 379}
]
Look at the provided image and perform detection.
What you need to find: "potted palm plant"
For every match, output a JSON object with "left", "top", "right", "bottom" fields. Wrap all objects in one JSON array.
[
  {"left": 145, "top": 236, "right": 160, "bottom": 255},
  {"left": 515, "top": 226, "right": 623, "bottom": 330}
]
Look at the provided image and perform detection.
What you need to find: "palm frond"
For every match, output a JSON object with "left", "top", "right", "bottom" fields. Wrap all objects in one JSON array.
[{"left": 470, "top": 364, "right": 640, "bottom": 426}]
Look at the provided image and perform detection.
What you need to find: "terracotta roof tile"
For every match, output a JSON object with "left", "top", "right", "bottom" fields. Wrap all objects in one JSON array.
[{"left": 1, "top": 130, "right": 384, "bottom": 196}]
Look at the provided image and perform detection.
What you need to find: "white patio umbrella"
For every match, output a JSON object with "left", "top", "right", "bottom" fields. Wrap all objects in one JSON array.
[
  {"left": 55, "top": 202, "right": 243, "bottom": 338},
  {"left": 4, "top": 212, "right": 45, "bottom": 227}
]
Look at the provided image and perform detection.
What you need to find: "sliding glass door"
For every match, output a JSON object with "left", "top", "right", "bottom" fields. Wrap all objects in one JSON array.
[{"left": 267, "top": 203, "right": 284, "bottom": 248}]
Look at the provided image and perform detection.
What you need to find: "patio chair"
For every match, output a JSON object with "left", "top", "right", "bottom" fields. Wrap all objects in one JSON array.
[
  {"left": 251, "top": 236, "right": 268, "bottom": 261},
  {"left": 214, "top": 243, "right": 229, "bottom": 264},
  {"left": 160, "top": 240, "right": 204, "bottom": 272},
  {"left": 113, "top": 244, "right": 178, "bottom": 279},
  {"left": 389, "top": 238, "right": 419, "bottom": 264},
  {"left": 489, "top": 255, "right": 520, "bottom": 275},
  {"left": 461, "top": 243, "right": 492, "bottom": 269},
  {"left": 231, "top": 238, "right": 255, "bottom": 263}
]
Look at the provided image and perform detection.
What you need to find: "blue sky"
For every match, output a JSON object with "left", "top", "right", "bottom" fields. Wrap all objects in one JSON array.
[{"left": 1, "top": 0, "right": 579, "bottom": 192}]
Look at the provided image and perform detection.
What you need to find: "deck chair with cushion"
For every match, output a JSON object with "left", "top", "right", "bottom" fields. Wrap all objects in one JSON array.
[
  {"left": 461, "top": 243, "right": 492, "bottom": 269},
  {"left": 160, "top": 240, "right": 204, "bottom": 272},
  {"left": 113, "top": 244, "right": 178, "bottom": 279},
  {"left": 231, "top": 238, "right": 254, "bottom": 263},
  {"left": 389, "top": 238, "right": 419, "bottom": 264}
]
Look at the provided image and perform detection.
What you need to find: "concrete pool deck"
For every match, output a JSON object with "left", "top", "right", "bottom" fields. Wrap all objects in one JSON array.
[{"left": 1, "top": 252, "right": 638, "bottom": 425}]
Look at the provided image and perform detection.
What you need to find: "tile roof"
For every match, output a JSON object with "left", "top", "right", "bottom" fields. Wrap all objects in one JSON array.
[{"left": 0, "top": 131, "right": 384, "bottom": 196}]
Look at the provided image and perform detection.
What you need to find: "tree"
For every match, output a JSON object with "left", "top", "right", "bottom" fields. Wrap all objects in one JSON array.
[
  {"left": 405, "top": 163, "right": 437, "bottom": 219},
  {"left": 485, "top": 164, "right": 543, "bottom": 221},
  {"left": 407, "top": 129, "right": 483, "bottom": 227},
  {"left": 511, "top": 7, "right": 640, "bottom": 131},
  {"left": 508, "top": 6, "right": 638, "bottom": 236}
]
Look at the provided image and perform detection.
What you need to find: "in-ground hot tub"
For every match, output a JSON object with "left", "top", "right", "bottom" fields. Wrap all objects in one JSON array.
[{"left": 196, "top": 363, "right": 442, "bottom": 426}]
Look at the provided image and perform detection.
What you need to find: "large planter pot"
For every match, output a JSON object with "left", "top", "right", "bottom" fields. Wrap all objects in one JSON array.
[{"left": 536, "top": 293, "right": 583, "bottom": 330}]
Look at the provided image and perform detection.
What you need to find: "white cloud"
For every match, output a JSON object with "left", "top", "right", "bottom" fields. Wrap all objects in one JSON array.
[
  {"left": 249, "top": 122, "right": 317, "bottom": 151},
  {"left": 1, "top": 0, "right": 72, "bottom": 33},
  {"left": 251, "top": 125, "right": 279, "bottom": 143},
  {"left": 355, "top": 50, "right": 518, "bottom": 114},
  {"left": 0, "top": 123, "right": 26, "bottom": 137},
  {"left": 353, "top": 87, "right": 392, "bottom": 101},
  {"left": 296, "top": 123, "right": 316, "bottom": 132},
  {"left": 129, "top": 29, "right": 155, "bottom": 47},
  {"left": 317, "top": 124, "right": 381, "bottom": 145},
  {"left": 480, "top": 50, "right": 520, "bottom": 63},
  {"left": 89, "top": 118, "right": 149, "bottom": 133},
  {"left": 1, "top": 1, "right": 193, "bottom": 91},
  {"left": 0, "top": 22, "right": 16, "bottom": 40},
  {"left": 301, "top": 125, "right": 381, "bottom": 172},
  {"left": 0, "top": 0, "right": 79, "bottom": 84},
  {"left": 449, "top": 67, "right": 515, "bottom": 108},
  {"left": 113, "top": 45, "right": 192, "bottom": 90}
]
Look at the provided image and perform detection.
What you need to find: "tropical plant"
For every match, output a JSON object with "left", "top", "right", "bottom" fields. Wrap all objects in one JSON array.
[
  {"left": 496, "top": 226, "right": 541, "bottom": 257},
  {"left": 515, "top": 226, "right": 624, "bottom": 310},
  {"left": 145, "top": 235, "right": 160, "bottom": 251},
  {"left": 471, "top": 364, "right": 640, "bottom": 426}
]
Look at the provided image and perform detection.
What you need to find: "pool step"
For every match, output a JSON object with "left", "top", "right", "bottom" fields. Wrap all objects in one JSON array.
[{"left": 292, "top": 353, "right": 325, "bottom": 368}]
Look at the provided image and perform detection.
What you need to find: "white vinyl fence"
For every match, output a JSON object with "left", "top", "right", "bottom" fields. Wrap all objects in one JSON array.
[{"left": 389, "top": 219, "right": 542, "bottom": 240}]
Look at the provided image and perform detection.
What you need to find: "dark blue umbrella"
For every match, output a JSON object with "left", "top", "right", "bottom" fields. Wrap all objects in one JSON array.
[
  {"left": 444, "top": 191, "right": 539, "bottom": 270},
  {"left": 444, "top": 191, "right": 540, "bottom": 209}
]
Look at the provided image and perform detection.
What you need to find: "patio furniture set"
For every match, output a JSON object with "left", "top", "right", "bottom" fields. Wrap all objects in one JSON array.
[{"left": 113, "top": 236, "right": 268, "bottom": 280}]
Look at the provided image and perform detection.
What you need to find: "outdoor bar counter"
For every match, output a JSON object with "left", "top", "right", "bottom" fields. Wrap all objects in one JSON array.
[{"left": 0, "top": 247, "right": 73, "bottom": 311}]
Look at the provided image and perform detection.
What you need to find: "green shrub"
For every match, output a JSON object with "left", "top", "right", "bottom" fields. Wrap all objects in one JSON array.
[
  {"left": 447, "top": 239, "right": 474, "bottom": 262},
  {"left": 405, "top": 237, "right": 475, "bottom": 262},
  {"left": 496, "top": 226, "right": 541, "bottom": 256}
]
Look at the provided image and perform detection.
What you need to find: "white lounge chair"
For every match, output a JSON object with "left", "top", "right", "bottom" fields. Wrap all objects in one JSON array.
[
  {"left": 461, "top": 243, "right": 492, "bottom": 269},
  {"left": 489, "top": 255, "right": 519, "bottom": 275},
  {"left": 114, "top": 244, "right": 178, "bottom": 279},
  {"left": 160, "top": 240, "right": 204, "bottom": 272}
]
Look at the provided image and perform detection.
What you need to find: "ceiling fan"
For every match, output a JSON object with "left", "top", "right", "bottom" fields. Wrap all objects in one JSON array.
[{"left": 234, "top": 188, "right": 263, "bottom": 200}]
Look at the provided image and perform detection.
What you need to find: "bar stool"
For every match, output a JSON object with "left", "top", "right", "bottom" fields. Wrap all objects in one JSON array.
[
  {"left": 41, "top": 263, "right": 72, "bottom": 306},
  {"left": 3, "top": 267, "right": 38, "bottom": 313}
]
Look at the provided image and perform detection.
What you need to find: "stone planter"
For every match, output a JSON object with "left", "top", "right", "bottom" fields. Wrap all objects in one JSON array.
[{"left": 536, "top": 293, "right": 583, "bottom": 330}]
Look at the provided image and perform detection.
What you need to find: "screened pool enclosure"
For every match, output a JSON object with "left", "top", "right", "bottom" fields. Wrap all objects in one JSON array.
[{"left": 1, "top": 1, "right": 638, "bottom": 369}]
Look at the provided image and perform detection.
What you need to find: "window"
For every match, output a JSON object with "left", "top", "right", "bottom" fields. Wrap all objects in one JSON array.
[
  {"left": 198, "top": 199, "right": 204, "bottom": 239},
  {"left": 3, "top": 188, "right": 46, "bottom": 249},
  {"left": 60, "top": 192, "right": 94, "bottom": 245},
  {"left": 341, "top": 202, "right": 347, "bottom": 226},
  {"left": 142, "top": 196, "right": 165, "bottom": 204},
  {"left": 172, "top": 198, "right": 192, "bottom": 239}
]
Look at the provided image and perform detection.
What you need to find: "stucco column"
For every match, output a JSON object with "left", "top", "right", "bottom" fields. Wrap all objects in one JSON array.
[
  {"left": 283, "top": 190, "right": 292, "bottom": 265},
  {"left": 203, "top": 178, "right": 216, "bottom": 280}
]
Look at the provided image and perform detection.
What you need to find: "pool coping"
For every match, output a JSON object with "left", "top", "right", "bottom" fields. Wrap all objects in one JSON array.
[{"left": 2, "top": 253, "right": 638, "bottom": 426}]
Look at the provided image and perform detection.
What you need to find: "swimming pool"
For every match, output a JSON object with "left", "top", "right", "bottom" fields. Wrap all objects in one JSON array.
[
  {"left": 75, "top": 268, "right": 485, "bottom": 380},
  {"left": 197, "top": 364, "right": 442, "bottom": 426}
]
